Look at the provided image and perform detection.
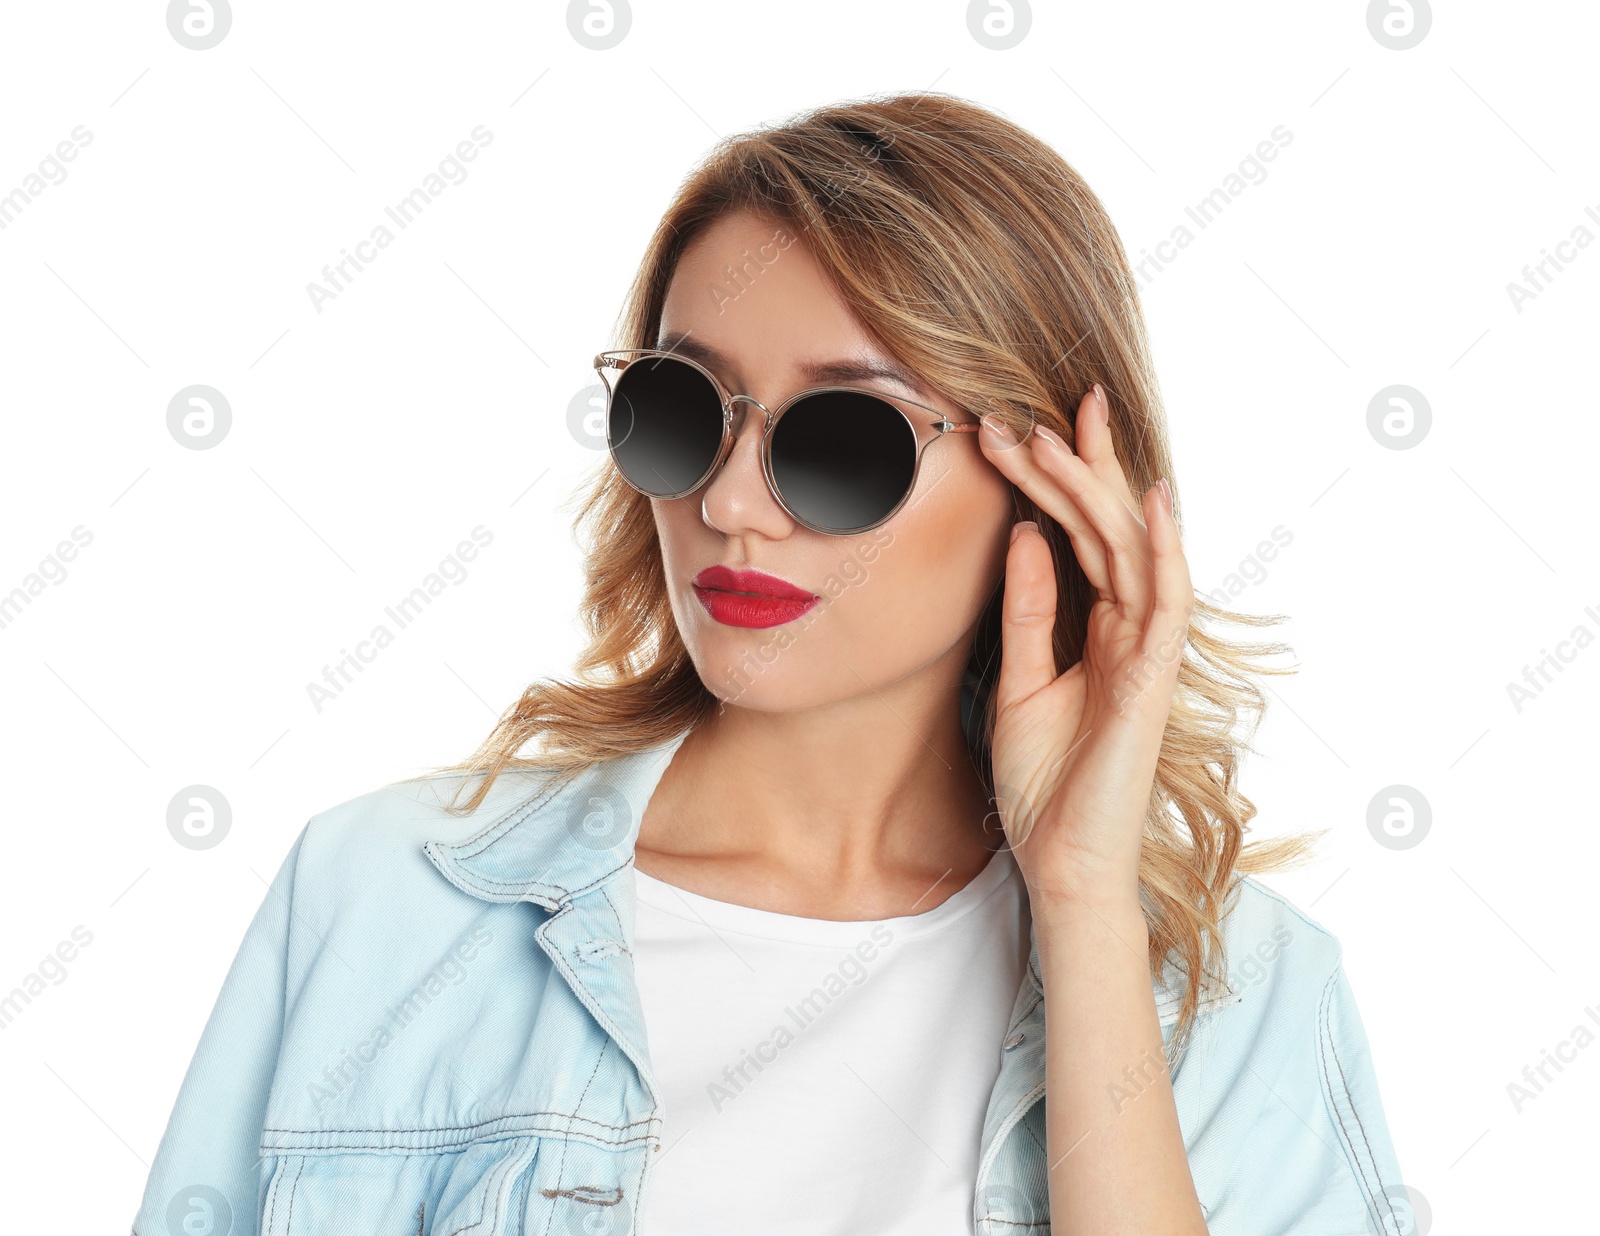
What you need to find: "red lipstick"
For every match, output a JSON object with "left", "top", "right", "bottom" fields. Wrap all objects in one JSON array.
[{"left": 692, "top": 565, "right": 820, "bottom": 629}]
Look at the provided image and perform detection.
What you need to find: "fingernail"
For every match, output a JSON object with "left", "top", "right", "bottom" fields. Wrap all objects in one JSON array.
[
  {"left": 1157, "top": 476, "right": 1173, "bottom": 516},
  {"left": 981, "top": 413, "right": 1017, "bottom": 445},
  {"left": 1094, "top": 383, "right": 1109, "bottom": 414},
  {"left": 1011, "top": 520, "right": 1037, "bottom": 544},
  {"left": 1034, "top": 425, "right": 1065, "bottom": 449}
]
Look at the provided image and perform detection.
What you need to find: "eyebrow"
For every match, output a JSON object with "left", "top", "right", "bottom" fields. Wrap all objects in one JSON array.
[{"left": 652, "top": 333, "right": 933, "bottom": 402}]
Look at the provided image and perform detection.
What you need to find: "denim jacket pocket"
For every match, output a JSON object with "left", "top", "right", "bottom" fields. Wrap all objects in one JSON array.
[
  {"left": 253, "top": 1133, "right": 651, "bottom": 1235},
  {"left": 256, "top": 1135, "right": 542, "bottom": 1236}
]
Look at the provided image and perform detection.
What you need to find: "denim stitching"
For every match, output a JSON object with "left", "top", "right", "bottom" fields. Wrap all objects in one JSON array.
[
  {"left": 283, "top": 1156, "right": 304, "bottom": 1233},
  {"left": 476, "top": 1133, "right": 534, "bottom": 1229},
  {"left": 256, "top": 1131, "right": 656, "bottom": 1156},
  {"left": 630, "top": 1132, "right": 651, "bottom": 1229},
  {"left": 975, "top": 1077, "right": 1049, "bottom": 1231},
  {"left": 598, "top": 885, "right": 626, "bottom": 939},
  {"left": 583, "top": 887, "right": 634, "bottom": 962},
  {"left": 1314, "top": 968, "right": 1368, "bottom": 1195},
  {"left": 451, "top": 867, "right": 572, "bottom": 892},
  {"left": 262, "top": 1152, "right": 286, "bottom": 1232},
  {"left": 446, "top": 859, "right": 637, "bottom": 915},
  {"left": 445, "top": 781, "right": 567, "bottom": 860},
  {"left": 290, "top": 764, "right": 688, "bottom": 1228},
  {"left": 541, "top": 1040, "right": 612, "bottom": 1236},
  {"left": 1005, "top": 990, "right": 1043, "bottom": 1039},
  {"left": 270, "top": 1153, "right": 289, "bottom": 1231},
  {"left": 444, "top": 1136, "right": 537, "bottom": 1236},
  {"left": 1315, "top": 966, "right": 1383, "bottom": 1225},
  {"left": 263, "top": 1111, "right": 654, "bottom": 1136},
  {"left": 536, "top": 902, "right": 657, "bottom": 1111},
  {"left": 432, "top": 778, "right": 640, "bottom": 903},
  {"left": 1326, "top": 980, "right": 1399, "bottom": 1236},
  {"left": 1021, "top": 1109, "right": 1047, "bottom": 1158},
  {"left": 556, "top": 866, "right": 631, "bottom": 902}
]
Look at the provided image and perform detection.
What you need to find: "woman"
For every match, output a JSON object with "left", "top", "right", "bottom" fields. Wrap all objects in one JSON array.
[{"left": 134, "top": 92, "right": 1408, "bottom": 1235}]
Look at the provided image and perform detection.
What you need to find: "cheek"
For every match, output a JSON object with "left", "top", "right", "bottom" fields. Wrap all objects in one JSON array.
[
  {"left": 903, "top": 455, "right": 1013, "bottom": 604},
  {"left": 651, "top": 496, "right": 707, "bottom": 573},
  {"left": 826, "top": 482, "right": 1010, "bottom": 654},
  {"left": 650, "top": 500, "right": 711, "bottom": 634}
]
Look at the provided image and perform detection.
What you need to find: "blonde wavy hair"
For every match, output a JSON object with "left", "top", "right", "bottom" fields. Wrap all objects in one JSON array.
[{"left": 418, "top": 90, "right": 1318, "bottom": 1060}]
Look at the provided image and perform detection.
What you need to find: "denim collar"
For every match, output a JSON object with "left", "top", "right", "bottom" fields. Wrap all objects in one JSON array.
[{"left": 423, "top": 725, "right": 688, "bottom": 909}]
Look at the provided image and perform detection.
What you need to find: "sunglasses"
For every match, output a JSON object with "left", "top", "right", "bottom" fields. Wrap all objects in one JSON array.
[{"left": 593, "top": 348, "right": 983, "bottom": 536}]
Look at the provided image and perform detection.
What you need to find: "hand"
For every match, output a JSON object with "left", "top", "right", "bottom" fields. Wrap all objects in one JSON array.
[{"left": 977, "top": 385, "right": 1194, "bottom": 912}]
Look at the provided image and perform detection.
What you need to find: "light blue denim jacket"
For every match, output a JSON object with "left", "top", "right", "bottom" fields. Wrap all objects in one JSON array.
[{"left": 133, "top": 724, "right": 1408, "bottom": 1235}]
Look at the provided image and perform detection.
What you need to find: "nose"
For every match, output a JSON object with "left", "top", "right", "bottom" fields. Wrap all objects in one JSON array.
[{"left": 697, "top": 395, "right": 794, "bottom": 538}]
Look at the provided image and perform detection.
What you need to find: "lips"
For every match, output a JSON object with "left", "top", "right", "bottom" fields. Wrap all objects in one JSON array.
[
  {"left": 692, "top": 565, "right": 820, "bottom": 629},
  {"left": 693, "top": 565, "right": 814, "bottom": 599}
]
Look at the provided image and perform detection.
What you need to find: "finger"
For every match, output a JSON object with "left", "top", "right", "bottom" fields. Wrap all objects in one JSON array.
[
  {"left": 1073, "top": 384, "right": 1141, "bottom": 521},
  {"left": 1028, "top": 424, "right": 1155, "bottom": 620},
  {"left": 980, "top": 414, "right": 1114, "bottom": 600},
  {"left": 1133, "top": 477, "right": 1195, "bottom": 702},
  {"left": 994, "top": 520, "right": 1060, "bottom": 711}
]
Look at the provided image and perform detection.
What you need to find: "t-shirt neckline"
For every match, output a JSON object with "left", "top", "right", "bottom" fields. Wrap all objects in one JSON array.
[{"left": 630, "top": 845, "right": 1017, "bottom": 945}]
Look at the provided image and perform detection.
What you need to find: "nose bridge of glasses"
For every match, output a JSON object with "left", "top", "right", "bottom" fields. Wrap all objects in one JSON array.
[{"left": 726, "top": 392, "right": 773, "bottom": 437}]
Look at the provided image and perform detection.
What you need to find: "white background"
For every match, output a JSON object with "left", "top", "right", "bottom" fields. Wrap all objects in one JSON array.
[{"left": 1, "top": 1, "right": 1595, "bottom": 1232}]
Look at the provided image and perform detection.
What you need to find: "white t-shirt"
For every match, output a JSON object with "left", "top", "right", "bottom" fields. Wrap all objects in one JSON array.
[{"left": 630, "top": 844, "right": 1031, "bottom": 1234}]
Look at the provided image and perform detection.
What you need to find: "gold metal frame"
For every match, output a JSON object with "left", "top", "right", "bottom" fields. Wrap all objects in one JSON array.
[{"left": 592, "top": 347, "right": 982, "bottom": 535}]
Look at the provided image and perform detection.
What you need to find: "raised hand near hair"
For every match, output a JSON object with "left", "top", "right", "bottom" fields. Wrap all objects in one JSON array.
[{"left": 977, "top": 384, "right": 1194, "bottom": 915}]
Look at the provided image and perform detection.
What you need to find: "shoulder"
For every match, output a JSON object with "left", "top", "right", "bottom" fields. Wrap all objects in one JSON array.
[
  {"left": 303, "top": 764, "right": 554, "bottom": 844},
  {"left": 1154, "top": 876, "right": 1345, "bottom": 1029},
  {"left": 1178, "top": 875, "right": 1353, "bottom": 1049},
  {"left": 1217, "top": 875, "right": 1346, "bottom": 1000}
]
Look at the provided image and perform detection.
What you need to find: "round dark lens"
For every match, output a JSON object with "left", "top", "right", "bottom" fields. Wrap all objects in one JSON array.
[
  {"left": 770, "top": 392, "right": 916, "bottom": 533},
  {"left": 608, "top": 357, "right": 725, "bottom": 496}
]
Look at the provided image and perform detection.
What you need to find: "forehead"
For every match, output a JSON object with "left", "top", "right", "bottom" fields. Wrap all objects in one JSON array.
[{"left": 658, "top": 210, "right": 930, "bottom": 401}]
